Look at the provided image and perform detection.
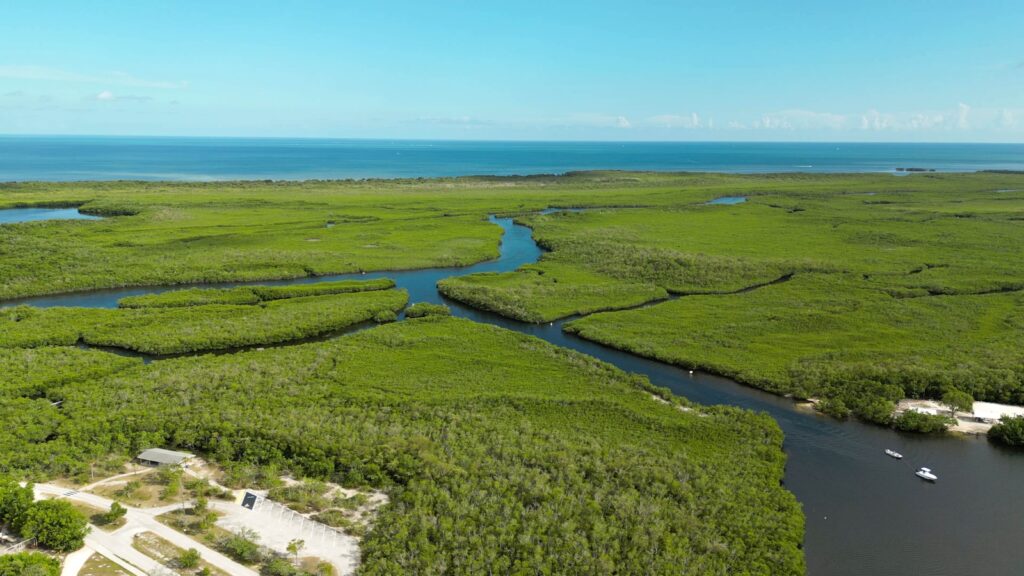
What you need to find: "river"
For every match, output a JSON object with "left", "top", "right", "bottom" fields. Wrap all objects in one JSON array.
[{"left": 5, "top": 211, "right": 1024, "bottom": 576}]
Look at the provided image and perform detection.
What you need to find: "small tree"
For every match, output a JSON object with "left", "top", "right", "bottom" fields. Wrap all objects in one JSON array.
[
  {"left": 942, "top": 388, "right": 974, "bottom": 417},
  {"left": 20, "top": 499, "right": 89, "bottom": 552},
  {"left": 118, "top": 479, "right": 142, "bottom": 499},
  {"left": 161, "top": 476, "right": 181, "bottom": 501},
  {"left": 102, "top": 501, "right": 127, "bottom": 525},
  {"left": 178, "top": 547, "right": 201, "bottom": 569},
  {"left": 287, "top": 538, "right": 305, "bottom": 564},
  {"left": 0, "top": 478, "right": 34, "bottom": 532}
]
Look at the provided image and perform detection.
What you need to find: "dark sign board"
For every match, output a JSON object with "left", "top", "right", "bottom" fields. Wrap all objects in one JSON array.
[{"left": 241, "top": 491, "right": 258, "bottom": 510}]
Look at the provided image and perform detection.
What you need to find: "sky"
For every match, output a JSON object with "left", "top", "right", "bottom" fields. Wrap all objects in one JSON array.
[{"left": 1, "top": 0, "right": 1022, "bottom": 142}]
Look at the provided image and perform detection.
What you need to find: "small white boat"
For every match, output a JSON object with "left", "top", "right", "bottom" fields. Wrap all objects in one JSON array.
[
  {"left": 915, "top": 467, "right": 938, "bottom": 482},
  {"left": 885, "top": 449, "right": 903, "bottom": 459}
]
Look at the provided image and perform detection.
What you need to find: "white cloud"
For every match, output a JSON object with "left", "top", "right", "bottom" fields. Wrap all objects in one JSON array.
[
  {"left": 860, "top": 109, "right": 893, "bottom": 130},
  {"left": 647, "top": 112, "right": 703, "bottom": 129},
  {"left": 556, "top": 113, "right": 634, "bottom": 129},
  {"left": 0, "top": 65, "right": 187, "bottom": 89},
  {"left": 91, "top": 90, "right": 154, "bottom": 103},
  {"left": 411, "top": 115, "right": 487, "bottom": 126},
  {"left": 906, "top": 112, "right": 945, "bottom": 129},
  {"left": 748, "top": 109, "right": 848, "bottom": 130},
  {"left": 999, "top": 108, "right": 1018, "bottom": 128},
  {"left": 957, "top": 102, "right": 971, "bottom": 129}
]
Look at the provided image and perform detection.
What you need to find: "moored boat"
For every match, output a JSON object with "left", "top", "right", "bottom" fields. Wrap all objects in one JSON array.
[
  {"left": 885, "top": 449, "right": 903, "bottom": 459},
  {"left": 915, "top": 467, "right": 938, "bottom": 482}
]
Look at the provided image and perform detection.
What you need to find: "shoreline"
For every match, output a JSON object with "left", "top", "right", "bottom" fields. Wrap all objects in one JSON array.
[{"left": 896, "top": 399, "right": 1024, "bottom": 435}]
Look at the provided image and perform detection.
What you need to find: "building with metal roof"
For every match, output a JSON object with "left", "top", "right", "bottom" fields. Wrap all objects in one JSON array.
[{"left": 136, "top": 448, "right": 195, "bottom": 467}]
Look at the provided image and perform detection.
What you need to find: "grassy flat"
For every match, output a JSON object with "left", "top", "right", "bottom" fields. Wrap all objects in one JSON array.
[
  {"left": 118, "top": 278, "right": 395, "bottom": 308},
  {"left": 0, "top": 288, "right": 408, "bottom": 355},
  {"left": 438, "top": 261, "right": 668, "bottom": 322},
  {"left": 3, "top": 171, "right": 1019, "bottom": 299}
]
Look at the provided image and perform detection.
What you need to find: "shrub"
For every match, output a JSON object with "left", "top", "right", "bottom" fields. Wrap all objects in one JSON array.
[
  {"left": 261, "top": 557, "right": 302, "bottom": 576},
  {"left": 373, "top": 309, "right": 397, "bottom": 323},
  {"left": 178, "top": 548, "right": 201, "bottom": 569},
  {"left": 97, "top": 501, "right": 126, "bottom": 525},
  {"left": 0, "top": 552, "right": 60, "bottom": 576},
  {"left": 405, "top": 302, "right": 451, "bottom": 318},
  {"left": 219, "top": 528, "right": 264, "bottom": 564},
  {"left": 989, "top": 416, "right": 1024, "bottom": 447},
  {"left": 892, "top": 411, "right": 954, "bottom": 433}
]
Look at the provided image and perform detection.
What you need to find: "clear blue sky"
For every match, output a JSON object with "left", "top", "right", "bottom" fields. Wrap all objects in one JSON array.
[{"left": 1, "top": 0, "right": 1022, "bottom": 141}]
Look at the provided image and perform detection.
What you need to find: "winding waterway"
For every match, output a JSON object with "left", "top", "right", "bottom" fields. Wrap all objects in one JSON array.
[{"left": 7, "top": 212, "right": 1024, "bottom": 576}]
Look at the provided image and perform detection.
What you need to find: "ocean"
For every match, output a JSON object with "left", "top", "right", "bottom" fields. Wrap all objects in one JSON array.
[{"left": 1, "top": 136, "right": 1022, "bottom": 181}]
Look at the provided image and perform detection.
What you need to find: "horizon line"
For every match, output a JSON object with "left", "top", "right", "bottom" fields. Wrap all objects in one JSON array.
[{"left": 1, "top": 133, "right": 1022, "bottom": 146}]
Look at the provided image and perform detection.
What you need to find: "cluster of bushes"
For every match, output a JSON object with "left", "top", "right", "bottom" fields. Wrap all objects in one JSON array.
[
  {"left": 0, "top": 552, "right": 59, "bottom": 576},
  {"left": 0, "top": 289, "right": 409, "bottom": 355},
  {"left": 0, "top": 478, "right": 89, "bottom": 552},
  {"left": 268, "top": 480, "right": 375, "bottom": 537},
  {"left": 893, "top": 411, "right": 956, "bottom": 433},
  {"left": 792, "top": 357, "right": 1011, "bottom": 432},
  {"left": 404, "top": 302, "right": 451, "bottom": 318},
  {"left": 989, "top": 416, "right": 1024, "bottom": 447},
  {"left": 118, "top": 278, "right": 395, "bottom": 308},
  {"left": 216, "top": 528, "right": 333, "bottom": 575}
]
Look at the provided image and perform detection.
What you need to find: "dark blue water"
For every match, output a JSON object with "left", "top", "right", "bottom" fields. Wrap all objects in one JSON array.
[
  {"left": 7, "top": 213, "right": 1024, "bottom": 576},
  {"left": 1, "top": 136, "right": 1022, "bottom": 181}
]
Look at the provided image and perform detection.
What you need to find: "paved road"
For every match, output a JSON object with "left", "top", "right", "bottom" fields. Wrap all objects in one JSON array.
[{"left": 35, "top": 483, "right": 257, "bottom": 576}]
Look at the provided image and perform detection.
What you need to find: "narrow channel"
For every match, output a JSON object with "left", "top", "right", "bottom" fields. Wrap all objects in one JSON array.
[{"left": 6, "top": 212, "right": 1024, "bottom": 576}]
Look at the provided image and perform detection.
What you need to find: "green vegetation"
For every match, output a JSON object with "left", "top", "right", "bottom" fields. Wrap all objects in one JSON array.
[
  {"left": 892, "top": 411, "right": 955, "bottom": 433},
  {"left": 0, "top": 552, "right": 60, "bottom": 576},
  {"left": 427, "top": 173, "right": 1023, "bottom": 426},
  {"left": 6, "top": 171, "right": 1015, "bottom": 300},
  {"left": 93, "top": 501, "right": 127, "bottom": 529},
  {"left": 566, "top": 273, "right": 1024, "bottom": 425},
  {"left": 0, "top": 288, "right": 408, "bottom": 355},
  {"left": 20, "top": 499, "right": 89, "bottom": 552},
  {"left": 403, "top": 302, "right": 451, "bottom": 318},
  {"left": 0, "top": 477, "right": 34, "bottom": 532},
  {"left": 132, "top": 531, "right": 229, "bottom": 576},
  {"left": 0, "top": 318, "right": 802, "bottom": 574},
  {"left": 6, "top": 171, "right": 1023, "bottom": 570},
  {"left": 438, "top": 261, "right": 667, "bottom": 322},
  {"left": 269, "top": 480, "right": 379, "bottom": 537},
  {"left": 989, "top": 416, "right": 1024, "bottom": 447},
  {"left": 943, "top": 388, "right": 974, "bottom": 416},
  {"left": 5, "top": 172, "right": 1023, "bottom": 427},
  {"left": 118, "top": 278, "right": 395, "bottom": 308},
  {"left": 178, "top": 547, "right": 202, "bottom": 569}
]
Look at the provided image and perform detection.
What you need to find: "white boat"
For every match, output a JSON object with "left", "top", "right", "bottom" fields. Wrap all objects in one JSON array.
[
  {"left": 915, "top": 467, "right": 938, "bottom": 482},
  {"left": 885, "top": 449, "right": 903, "bottom": 459}
]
